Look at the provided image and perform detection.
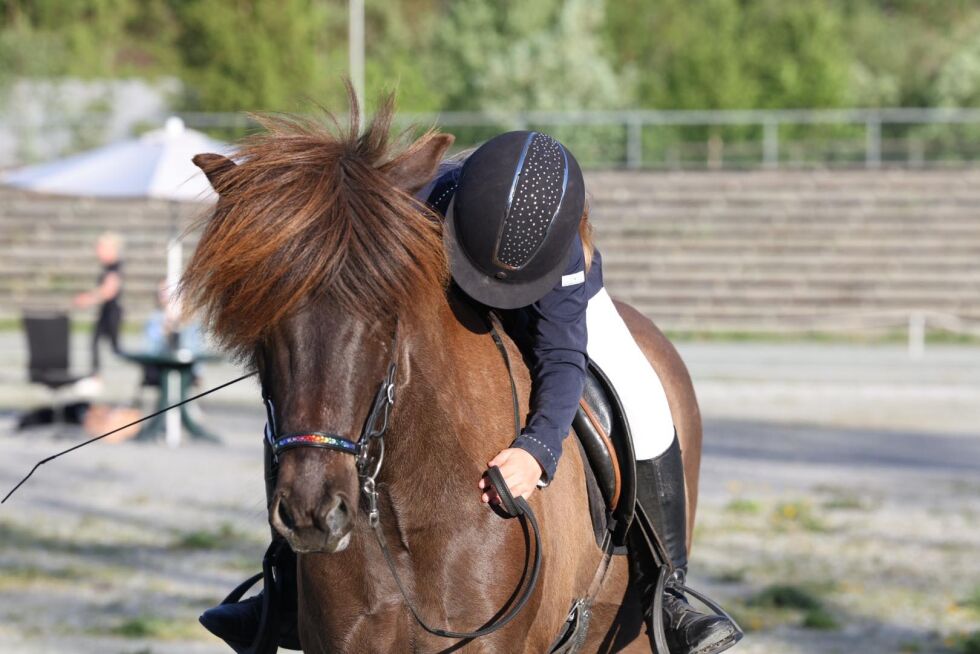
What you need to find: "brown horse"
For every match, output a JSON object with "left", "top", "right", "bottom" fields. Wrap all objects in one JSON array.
[{"left": 181, "top": 93, "right": 703, "bottom": 653}]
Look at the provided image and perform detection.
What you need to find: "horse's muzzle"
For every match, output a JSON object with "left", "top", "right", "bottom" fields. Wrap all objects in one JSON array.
[{"left": 270, "top": 491, "right": 353, "bottom": 553}]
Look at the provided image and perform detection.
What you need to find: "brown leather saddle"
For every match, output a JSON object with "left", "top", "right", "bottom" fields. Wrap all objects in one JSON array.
[{"left": 572, "top": 361, "right": 636, "bottom": 546}]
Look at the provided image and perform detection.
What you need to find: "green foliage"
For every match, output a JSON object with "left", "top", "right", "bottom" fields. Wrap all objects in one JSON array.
[
  {"left": 108, "top": 615, "right": 200, "bottom": 640},
  {"left": 748, "top": 584, "right": 822, "bottom": 611},
  {"left": 173, "top": 0, "right": 325, "bottom": 112},
  {"left": 604, "top": 0, "right": 851, "bottom": 110},
  {"left": 427, "top": 0, "right": 629, "bottom": 162},
  {"left": 738, "top": 582, "right": 841, "bottom": 632},
  {"left": 431, "top": 0, "right": 625, "bottom": 112},
  {"left": 170, "top": 523, "right": 241, "bottom": 551},
  {"left": 725, "top": 498, "right": 762, "bottom": 514},
  {"left": 961, "top": 587, "right": 980, "bottom": 613},
  {"left": 3, "top": 0, "right": 980, "bottom": 115},
  {"left": 936, "top": 35, "right": 980, "bottom": 107},
  {"left": 0, "top": 0, "right": 180, "bottom": 78},
  {"left": 770, "top": 500, "right": 828, "bottom": 532},
  {"left": 801, "top": 605, "right": 840, "bottom": 630},
  {"left": 951, "top": 631, "right": 980, "bottom": 654}
]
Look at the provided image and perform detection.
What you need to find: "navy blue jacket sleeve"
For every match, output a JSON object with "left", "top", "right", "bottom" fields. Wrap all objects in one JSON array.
[
  {"left": 420, "top": 164, "right": 591, "bottom": 482},
  {"left": 508, "top": 237, "right": 589, "bottom": 482}
]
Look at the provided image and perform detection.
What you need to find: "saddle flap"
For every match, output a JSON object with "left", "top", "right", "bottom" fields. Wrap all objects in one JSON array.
[{"left": 572, "top": 362, "right": 636, "bottom": 544}]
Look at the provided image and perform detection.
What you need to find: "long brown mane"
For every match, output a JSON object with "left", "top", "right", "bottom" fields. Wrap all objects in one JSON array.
[{"left": 180, "top": 92, "right": 449, "bottom": 362}]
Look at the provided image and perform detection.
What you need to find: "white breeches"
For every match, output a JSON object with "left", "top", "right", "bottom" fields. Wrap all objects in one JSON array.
[{"left": 585, "top": 288, "right": 675, "bottom": 460}]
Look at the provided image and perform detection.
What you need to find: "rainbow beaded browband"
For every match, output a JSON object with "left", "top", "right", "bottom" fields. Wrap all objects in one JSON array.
[
  {"left": 267, "top": 349, "right": 398, "bottom": 474},
  {"left": 272, "top": 432, "right": 361, "bottom": 455}
]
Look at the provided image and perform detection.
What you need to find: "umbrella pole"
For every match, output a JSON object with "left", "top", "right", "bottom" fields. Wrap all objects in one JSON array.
[
  {"left": 166, "top": 200, "right": 182, "bottom": 293},
  {"left": 165, "top": 200, "right": 182, "bottom": 448}
]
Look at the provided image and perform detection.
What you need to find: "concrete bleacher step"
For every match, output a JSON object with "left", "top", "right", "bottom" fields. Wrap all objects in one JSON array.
[{"left": 3, "top": 169, "right": 980, "bottom": 332}]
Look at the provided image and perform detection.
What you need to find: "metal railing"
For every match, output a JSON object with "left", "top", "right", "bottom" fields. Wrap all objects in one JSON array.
[
  {"left": 5, "top": 106, "right": 980, "bottom": 170},
  {"left": 177, "top": 107, "right": 980, "bottom": 170}
]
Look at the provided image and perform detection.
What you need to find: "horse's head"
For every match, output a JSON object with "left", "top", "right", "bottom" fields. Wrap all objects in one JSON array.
[{"left": 182, "top": 91, "right": 453, "bottom": 553}]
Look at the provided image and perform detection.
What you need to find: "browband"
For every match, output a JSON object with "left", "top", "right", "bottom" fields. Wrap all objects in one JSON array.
[{"left": 272, "top": 432, "right": 360, "bottom": 456}]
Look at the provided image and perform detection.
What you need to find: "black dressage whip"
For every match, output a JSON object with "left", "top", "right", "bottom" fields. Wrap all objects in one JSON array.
[{"left": 1, "top": 371, "right": 257, "bottom": 504}]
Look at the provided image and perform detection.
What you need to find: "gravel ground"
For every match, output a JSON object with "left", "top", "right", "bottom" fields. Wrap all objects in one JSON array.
[{"left": 0, "top": 336, "right": 978, "bottom": 653}]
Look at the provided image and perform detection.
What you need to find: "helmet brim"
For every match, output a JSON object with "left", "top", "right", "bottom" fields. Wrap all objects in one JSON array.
[{"left": 444, "top": 199, "right": 565, "bottom": 310}]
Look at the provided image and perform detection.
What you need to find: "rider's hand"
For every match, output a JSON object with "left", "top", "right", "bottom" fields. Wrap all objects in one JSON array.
[{"left": 479, "top": 448, "right": 543, "bottom": 504}]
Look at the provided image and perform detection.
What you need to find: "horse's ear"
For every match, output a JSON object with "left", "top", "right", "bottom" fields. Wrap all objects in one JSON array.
[
  {"left": 381, "top": 133, "right": 455, "bottom": 195},
  {"left": 193, "top": 153, "right": 237, "bottom": 191}
]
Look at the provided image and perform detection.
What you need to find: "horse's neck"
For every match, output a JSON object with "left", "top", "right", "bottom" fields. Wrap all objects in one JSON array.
[
  {"left": 379, "top": 294, "right": 525, "bottom": 524},
  {"left": 312, "top": 298, "right": 547, "bottom": 643}
]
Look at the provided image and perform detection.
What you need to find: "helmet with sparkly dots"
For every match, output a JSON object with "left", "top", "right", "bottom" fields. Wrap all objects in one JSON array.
[{"left": 444, "top": 131, "right": 585, "bottom": 310}]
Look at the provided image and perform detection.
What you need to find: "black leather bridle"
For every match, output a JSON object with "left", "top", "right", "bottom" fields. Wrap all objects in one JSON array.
[{"left": 264, "top": 318, "right": 543, "bottom": 641}]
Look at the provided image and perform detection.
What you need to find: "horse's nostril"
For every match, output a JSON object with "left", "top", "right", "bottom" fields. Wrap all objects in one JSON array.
[{"left": 277, "top": 498, "right": 297, "bottom": 531}]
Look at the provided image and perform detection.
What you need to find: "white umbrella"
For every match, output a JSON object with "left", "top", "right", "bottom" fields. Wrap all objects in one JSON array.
[
  {"left": 2, "top": 115, "right": 234, "bottom": 286},
  {"left": 2, "top": 116, "right": 232, "bottom": 201},
  {"left": 3, "top": 116, "right": 234, "bottom": 448}
]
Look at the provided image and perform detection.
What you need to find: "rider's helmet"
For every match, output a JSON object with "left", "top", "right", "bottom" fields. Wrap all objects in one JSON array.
[{"left": 444, "top": 131, "right": 585, "bottom": 310}]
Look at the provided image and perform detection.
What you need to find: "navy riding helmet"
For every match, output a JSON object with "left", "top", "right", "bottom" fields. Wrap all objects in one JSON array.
[{"left": 444, "top": 131, "right": 585, "bottom": 310}]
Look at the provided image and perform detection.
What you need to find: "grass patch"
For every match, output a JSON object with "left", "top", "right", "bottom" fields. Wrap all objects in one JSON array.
[
  {"left": 727, "top": 599, "right": 801, "bottom": 633},
  {"left": 170, "top": 523, "right": 241, "bottom": 551},
  {"left": 223, "top": 556, "right": 263, "bottom": 573},
  {"left": 108, "top": 616, "right": 200, "bottom": 640},
  {"left": 821, "top": 493, "right": 867, "bottom": 511},
  {"left": 950, "top": 631, "right": 980, "bottom": 654},
  {"left": 0, "top": 518, "right": 137, "bottom": 558},
  {"left": 0, "top": 564, "right": 86, "bottom": 588},
  {"left": 746, "top": 583, "right": 841, "bottom": 632},
  {"left": 112, "top": 617, "right": 171, "bottom": 638},
  {"left": 725, "top": 498, "right": 762, "bottom": 515},
  {"left": 960, "top": 587, "right": 980, "bottom": 613},
  {"left": 802, "top": 606, "right": 840, "bottom": 630},
  {"left": 713, "top": 568, "right": 747, "bottom": 583},
  {"left": 770, "top": 501, "right": 828, "bottom": 532},
  {"left": 748, "top": 584, "right": 822, "bottom": 611}
]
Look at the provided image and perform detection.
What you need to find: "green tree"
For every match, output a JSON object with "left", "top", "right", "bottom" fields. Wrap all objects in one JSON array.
[
  {"left": 173, "top": 0, "right": 327, "bottom": 112},
  {"left": 605, "top": 0, "right": 753, "bottom": 110},
  {"left": 0, "top": 0, "right": 180, "bottom": 78},
  {"left": 935, "top": 34, "right": 980, "bottom": 107},
  {"left": 605, "top": 0, "right": 852, "bottom": 110},
  {"left": 741, "top": 0, "right": 852, "bottom": 109},
  {"left": 430, "top": 0, "right": 626, "bottom": 112}
]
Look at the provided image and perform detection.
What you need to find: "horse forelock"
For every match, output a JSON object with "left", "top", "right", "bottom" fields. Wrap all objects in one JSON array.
[{"left": 180, "top": 92, "right": 449, "bottom": 363}]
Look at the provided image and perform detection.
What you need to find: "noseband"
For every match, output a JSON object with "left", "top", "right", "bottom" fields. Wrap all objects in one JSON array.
[{"left": 263, "top": 318, "right": 542, "bottom": 641}]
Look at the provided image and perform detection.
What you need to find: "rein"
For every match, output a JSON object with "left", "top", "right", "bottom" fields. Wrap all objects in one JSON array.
[
  {"left": 2, "top": 371, "right": 258, "bottom": 504},
  {"left": 268, "top": 315, "right": 543, "bottom": 641}
]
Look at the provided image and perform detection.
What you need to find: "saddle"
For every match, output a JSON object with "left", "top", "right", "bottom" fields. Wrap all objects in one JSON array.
[
  {"left": 546, "top": 363, "right": 640, "bottom": 652},
  {"left": 572, "top": 361, "right": 636, "bottom": 547}
]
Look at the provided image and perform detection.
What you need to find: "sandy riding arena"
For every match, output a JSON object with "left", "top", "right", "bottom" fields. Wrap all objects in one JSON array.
[{"left": 1, "top": 338, "right": 978, "bottom": 653}]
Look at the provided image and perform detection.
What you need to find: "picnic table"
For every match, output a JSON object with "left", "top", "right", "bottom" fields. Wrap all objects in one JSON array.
[{"left": 119, "top": 349, "right": 222, "bottom": 445}]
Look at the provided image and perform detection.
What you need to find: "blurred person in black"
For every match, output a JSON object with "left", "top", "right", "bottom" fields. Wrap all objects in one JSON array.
[{"left": 73, "top": 232, "right": 124, "bottom": 377}]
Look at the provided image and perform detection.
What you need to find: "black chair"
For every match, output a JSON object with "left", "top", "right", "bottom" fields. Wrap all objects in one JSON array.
[{"left": 19, "top": 312, "right": 85, "bottom": 430}]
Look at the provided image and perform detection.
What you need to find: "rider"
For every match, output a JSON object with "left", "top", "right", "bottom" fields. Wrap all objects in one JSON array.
[{"left": 200, "top": 131, "right": 741, "bottom": 654}]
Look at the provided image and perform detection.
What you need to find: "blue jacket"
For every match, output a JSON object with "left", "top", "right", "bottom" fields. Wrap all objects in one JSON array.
[{"left": 423, "top": 164, "right": 604, "bottom": 481}]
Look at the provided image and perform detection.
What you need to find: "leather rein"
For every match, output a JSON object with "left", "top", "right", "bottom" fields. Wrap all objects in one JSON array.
[{"left": 266, "top": 317, "right": 542, "bottom": 641}]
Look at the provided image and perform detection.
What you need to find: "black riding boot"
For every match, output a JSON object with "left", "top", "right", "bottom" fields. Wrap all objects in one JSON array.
[
  {"left": 635, "top": 434, "right": 742, "bottom": 654},
  {"left": 199, "top": 440, "right": 301, "bottom": 652}
]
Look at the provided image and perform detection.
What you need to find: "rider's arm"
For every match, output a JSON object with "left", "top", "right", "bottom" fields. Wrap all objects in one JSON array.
[{"left": 510, "top": 238, "right": 589, "bottom": 483}]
